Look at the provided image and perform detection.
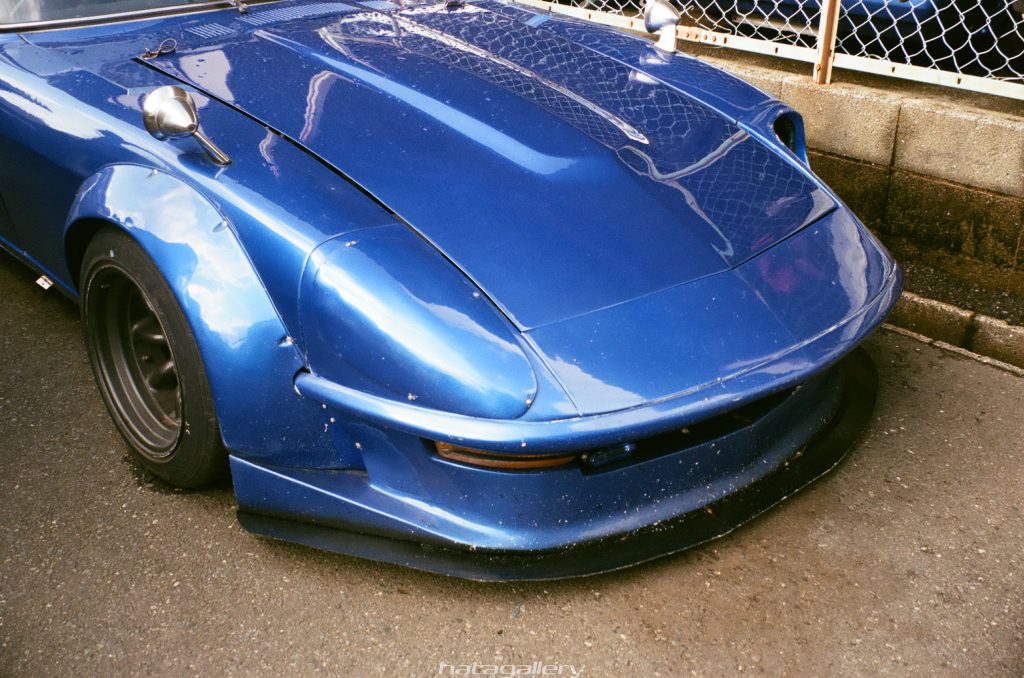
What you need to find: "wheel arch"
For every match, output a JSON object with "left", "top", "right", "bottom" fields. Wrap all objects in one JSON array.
[{"left": 64, "top": 164, "right": 347, "bottom": 465}]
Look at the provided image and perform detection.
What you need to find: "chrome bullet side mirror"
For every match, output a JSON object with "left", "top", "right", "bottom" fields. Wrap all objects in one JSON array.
[
  {"left": 142, "top": 86, "right": 231, "bottom": 166},
  {"left": 643, "top": 0, "right": 681, "bottom": 54}
]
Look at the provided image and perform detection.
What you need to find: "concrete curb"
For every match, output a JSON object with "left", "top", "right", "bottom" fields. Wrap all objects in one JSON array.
[
  {"left": 887, "top": 291, "right": 1024, "bottom": 369},
  {"left": 882, "top": 324, "right": 1024, "bottom": 378}
]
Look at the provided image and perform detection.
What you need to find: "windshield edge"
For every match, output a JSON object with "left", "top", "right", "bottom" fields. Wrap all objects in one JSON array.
[{"left": 0, "top": 1, "right": 280, "bottom": 33}]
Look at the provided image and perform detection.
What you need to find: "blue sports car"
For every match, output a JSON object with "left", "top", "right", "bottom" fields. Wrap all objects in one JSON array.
[{"left": 0, "top": 0, "right": 900, "bottom": 579}]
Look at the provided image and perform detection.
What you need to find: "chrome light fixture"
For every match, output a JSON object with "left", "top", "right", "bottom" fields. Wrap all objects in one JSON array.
[
  {"left": 643, "top": 0, "right": 681, "bottom": 54},
  {"left": 142, "top": 86, "right": 231, "bottom": 166}
]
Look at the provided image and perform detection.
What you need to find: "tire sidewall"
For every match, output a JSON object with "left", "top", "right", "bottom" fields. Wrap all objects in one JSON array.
[{"left": 80, "top": 228, "right": 225, "bottom": 488}]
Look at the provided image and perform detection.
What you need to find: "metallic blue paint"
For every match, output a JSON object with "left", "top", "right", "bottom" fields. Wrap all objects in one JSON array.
[
  {"left": 294, "top": 260, "right": 900, "bottom": 452},
  {"left": 238, "top": 363, "right": 845, "bottom": 552},
  {"left": 65, "top": 165, "right": 331, "bottom": 462},
  {"left": 0, "top": 0, "right": 901, "bottom": 578},
  {"left": 525, "top": 209, "right": 894, "bottom": 413},
  {"left": 133, "top": 4, "right": 837, "bottom": 329},
  {"left": 301, "top": 225, "right": 538, "bottom": 418}
]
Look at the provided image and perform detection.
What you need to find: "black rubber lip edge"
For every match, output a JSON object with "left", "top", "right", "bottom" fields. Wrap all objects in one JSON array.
[{"left": 237, "top": 348, "right": 878, "bottom": 581}]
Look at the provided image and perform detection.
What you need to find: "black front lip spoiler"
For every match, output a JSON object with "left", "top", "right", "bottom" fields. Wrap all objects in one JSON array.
[{"left": 238, "top": 348, "right": 878, "bottom": 581}]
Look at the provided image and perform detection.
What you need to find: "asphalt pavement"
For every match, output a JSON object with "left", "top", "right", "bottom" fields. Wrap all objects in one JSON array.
[{"left": 1, "top": 249, "right": 1022, "bottom": 677}]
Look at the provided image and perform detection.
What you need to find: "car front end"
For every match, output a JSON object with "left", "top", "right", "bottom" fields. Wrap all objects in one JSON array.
[
  {"left": 2, "top": 0, "right": 902, "bottom": 579},
  {"left": 234, "top": 204, "right": 900, "bottom": 580}
]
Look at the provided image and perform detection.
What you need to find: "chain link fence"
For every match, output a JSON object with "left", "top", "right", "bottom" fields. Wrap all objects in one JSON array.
[
  {"left": 835, "top": 0, "right": 1023, "bottom": 81},
  {"left": 525, "top": 0, "right": 1024, "bottom": 97}
]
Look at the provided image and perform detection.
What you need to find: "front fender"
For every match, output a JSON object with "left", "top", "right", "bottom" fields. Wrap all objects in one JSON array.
[
  {"left": 300, "top": 225, "right": 539, "bottom": 419},
  {"left": 65, "top": 164, "right": 361, "bottom": 467}
]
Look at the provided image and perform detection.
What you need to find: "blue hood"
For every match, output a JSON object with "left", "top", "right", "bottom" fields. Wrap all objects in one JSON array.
[{"left": 146, "top": 0, "right": 834, "bottom": 330}]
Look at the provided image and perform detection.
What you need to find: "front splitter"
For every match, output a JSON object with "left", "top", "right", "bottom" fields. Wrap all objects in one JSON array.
[{"left": 238, "top": 348, "right": 878, "bottom": 581}]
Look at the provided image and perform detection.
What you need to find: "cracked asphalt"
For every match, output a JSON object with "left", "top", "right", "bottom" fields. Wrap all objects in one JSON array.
[{"left": 1, "top": 249, "right": 1022, "bottom": 677}]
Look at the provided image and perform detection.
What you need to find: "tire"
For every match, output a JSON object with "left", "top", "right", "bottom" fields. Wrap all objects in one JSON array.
[{"left": 80, "top": 228, "right": 226, "bottom": 488}]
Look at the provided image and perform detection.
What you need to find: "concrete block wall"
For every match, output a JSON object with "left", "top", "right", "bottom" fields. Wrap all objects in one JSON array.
[{"left": 695, "top": 53, "right": 1024, "bottom": 269}]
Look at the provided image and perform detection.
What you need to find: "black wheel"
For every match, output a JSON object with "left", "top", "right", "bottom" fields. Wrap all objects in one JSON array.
[{"left": 80, "top": 228, "right": 226, "bottom": 488}]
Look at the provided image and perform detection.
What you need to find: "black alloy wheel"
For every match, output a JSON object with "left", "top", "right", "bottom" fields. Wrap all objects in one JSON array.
[{"left": 87, "top": 265, "right": 183, "bottom": 457}]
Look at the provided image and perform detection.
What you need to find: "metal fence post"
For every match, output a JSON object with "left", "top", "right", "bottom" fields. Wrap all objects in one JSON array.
[{"left": 814, "top": 0, "right": 842, "bottom": 84}]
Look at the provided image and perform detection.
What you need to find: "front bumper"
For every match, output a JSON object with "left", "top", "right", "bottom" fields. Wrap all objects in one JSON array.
[
  {"left": 234, "top": 212, "right": 900, "bottom": 579},
  {"left": 233, "top": 348, "right": 879, "bottom": 580}
]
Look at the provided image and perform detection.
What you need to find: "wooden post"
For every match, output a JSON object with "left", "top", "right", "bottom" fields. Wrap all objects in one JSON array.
[{"left": 814, "top": 0, "right": 842, "bottom": 84}]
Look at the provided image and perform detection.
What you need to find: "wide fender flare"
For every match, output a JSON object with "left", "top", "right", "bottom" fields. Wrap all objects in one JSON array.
[{"left": 66, "top": 164, "right": 358, "bottom": 466}]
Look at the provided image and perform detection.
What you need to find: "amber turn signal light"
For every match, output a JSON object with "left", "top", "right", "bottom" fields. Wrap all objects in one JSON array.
[{"left": 434, "top": 441, "right": 578, "bottom": 470}]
